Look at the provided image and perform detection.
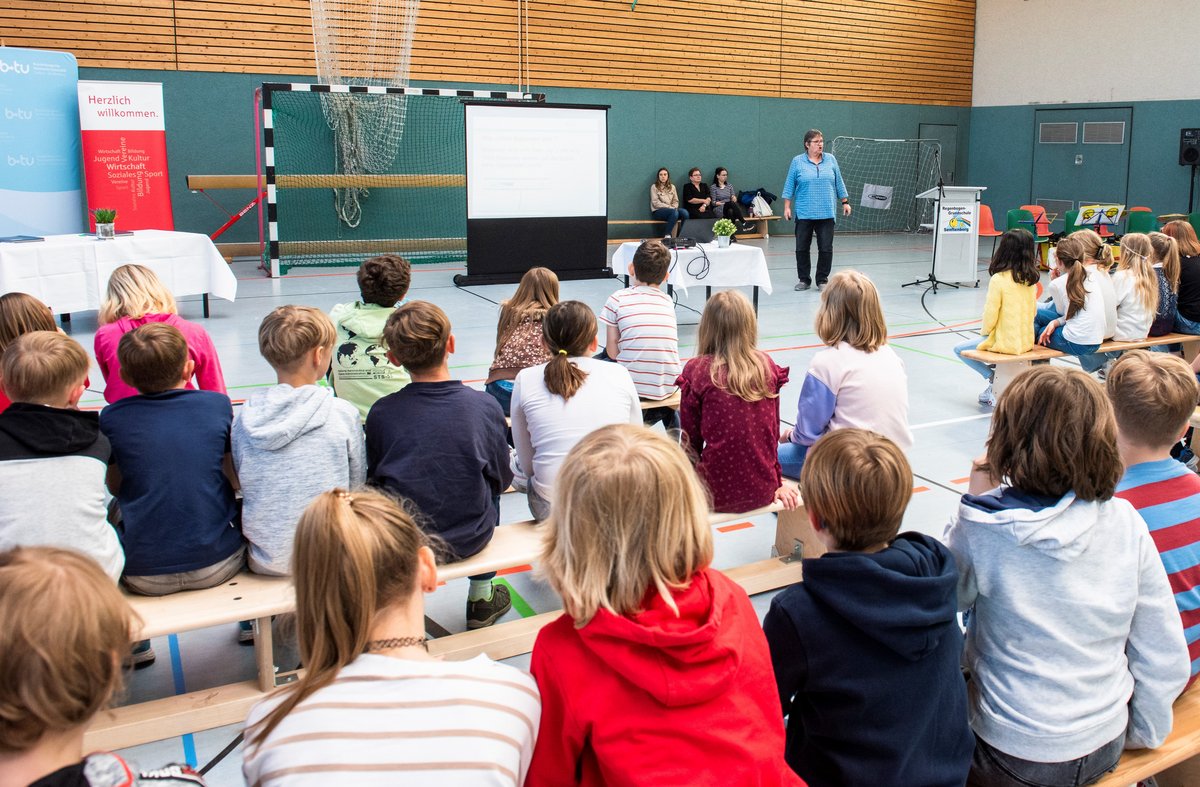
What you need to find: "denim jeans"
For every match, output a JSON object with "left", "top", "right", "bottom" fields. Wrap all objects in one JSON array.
[
  {"left": 955, "top": 337, "right": 994, "bottom": 382},
  {"left": 778, "top": 441, "right": 809, "bottom": 480},
  {"left": 967, "top": 733, "right": 1123, "bottom": 787},
  {"left": 643, "top": 405, "right": 680, "bottom": 431},
  {"left": 484, "top": 380, "right": 514, "bottom": 417},
  {"left": 528, "top": 485, "right": 551, "bottom": 522},
  {"left": 652, "top": 207, "right": 687, "bottom": 235},
  {"left": 1175, "top": 309, "right": 1200, "bottom": 335},
  {"left": 794, "top": 217, "right": 835, "bottom": 284},
  {"left": 1033, "top": 306, "right": 1101, "bottom": 363}
]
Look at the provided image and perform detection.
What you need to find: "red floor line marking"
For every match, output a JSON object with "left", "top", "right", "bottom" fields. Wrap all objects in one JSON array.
[
  {"left": 764, "top": 320, "right": 981, "bottom": 355},
  {"left": 912, "top": 486, "right": 930, "bottom": 493},
  {"left": 950, "top": 477, "right": 971, "bottom": 485},
  {"left": 716, "top": 521, "right": 754, "bottom": 533},
  {"left": 497, "top": 565, "right": 533, "bottom": 576}
]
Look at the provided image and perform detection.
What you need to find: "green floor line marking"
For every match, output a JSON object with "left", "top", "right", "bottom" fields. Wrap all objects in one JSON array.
[
  {"left": 889, "top": 341, "right": 961, "bottom": 364},
  {"left": 495, "top": 577, "right": 536, "bottom": 618}
]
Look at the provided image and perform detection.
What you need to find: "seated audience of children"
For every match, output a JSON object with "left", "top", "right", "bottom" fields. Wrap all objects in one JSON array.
[
  {"left": 0, "top": 546, "right": 206, "bottom": 787},
  {"left": 0, "top": 332, "right": 123, "bottom": 581},
  {"left": 764, "top": 428, "right": 972, "bottom": 787},
  {"left": 599, "top": 240, "right": 682, "bottom": 430},
  {"left": 329, "top": 254, "right": 413, "bottom": 420},
  {"left": 779, "top": 270, "right": 912, "bottom": 477},
  {"left": 678, "top": 289, "right": 797, "bottom": 513},
  {"left": 243, "top": 489, "right": 539, "bottom": 786},
  {"left": 234, "top": 305, "right": 366, "bottom": 576},
  {"left": 486, "top": 266, "right": 558, "bottom": 417},
  {"left": 511, "top": 300, "right": 640, "bottom": 521},
  {"left": 93, "top": 264, "right": 226, "bottom": 403},
  {"left": 527, "top": 424, "right": 801, "bottom": 785},
  {"left": 1108, "top": 350, "right": 1200, "bottom": 680},
  {"left": 946, "top": 365, "right": 1189, "bottom": 786},
  {"left": 366, "top": 301, "right": 514, "bottom": 628}
]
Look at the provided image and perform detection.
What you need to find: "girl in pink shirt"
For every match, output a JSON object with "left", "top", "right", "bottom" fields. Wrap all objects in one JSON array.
[
  {"left": 677, "top": 290, "right": 798, "bottom": 513},
  {"left": 93, "top": 264, "right": 226, "bottom": 403}
]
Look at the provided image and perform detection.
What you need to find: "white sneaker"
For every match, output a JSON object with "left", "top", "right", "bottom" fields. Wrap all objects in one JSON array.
[{"left": 978, "top": 384, "right": 995, "bottom": 407}]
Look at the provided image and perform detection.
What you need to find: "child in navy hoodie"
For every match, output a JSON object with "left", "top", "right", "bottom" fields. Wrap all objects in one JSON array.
[{"left": 763, "top": 428, "right": 972, "bottom": 787}]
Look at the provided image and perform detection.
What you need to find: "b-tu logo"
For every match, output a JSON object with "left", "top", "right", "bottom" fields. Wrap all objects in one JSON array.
[
  {"left": 7, "top": 154, "right": 36, "bottom": 167},
  {"left": 0, "top": 61, "right": 30, "bottom": 75},
  {"left": 4, "top": 107, "right": 33, "bottom": 120}
]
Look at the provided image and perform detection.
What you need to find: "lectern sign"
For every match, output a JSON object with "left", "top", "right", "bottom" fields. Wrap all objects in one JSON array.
[{"left": 77, "top": 80, "right": 173, "bottom": 230}]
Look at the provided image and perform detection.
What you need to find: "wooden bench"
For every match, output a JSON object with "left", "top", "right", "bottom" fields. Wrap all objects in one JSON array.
[
  {"left": 961, "top": 333, "right": 1200, "bottom": 395},
  {"left": 1094, "top": 686, "right": 1200, "bottom": 787},
  {"left": 85, "top": 496, "right": 816, "bottom": 751},
  {"left": 607, "top": 215, "right": 779, "bottom": 244}
]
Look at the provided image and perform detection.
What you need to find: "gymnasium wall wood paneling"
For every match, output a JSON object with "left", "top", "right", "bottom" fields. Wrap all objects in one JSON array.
[{"left": 1, "top": 0, "right": 974, "bottom": 106}]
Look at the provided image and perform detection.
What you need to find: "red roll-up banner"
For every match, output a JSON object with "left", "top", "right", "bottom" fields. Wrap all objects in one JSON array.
[{"left": 77, "top": 80, "right": 173, "bottom": 230}]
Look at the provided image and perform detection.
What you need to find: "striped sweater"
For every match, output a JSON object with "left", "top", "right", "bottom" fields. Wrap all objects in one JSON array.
[
  {"left": 600, "top": 285, "right": 681, "bottom": 400},
  {"left": 243, "top": 654, "right": 540, "bottom": 786},
  {"left": 1116, "top": 458, "right": 1200, "bottom": 679}
]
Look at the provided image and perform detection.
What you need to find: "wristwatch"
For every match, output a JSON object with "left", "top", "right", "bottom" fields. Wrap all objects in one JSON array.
[{"left": 841, "top": 199, "right": 850, "bottom": 205}]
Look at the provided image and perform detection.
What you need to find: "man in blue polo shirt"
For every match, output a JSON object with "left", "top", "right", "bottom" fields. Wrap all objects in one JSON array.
[{"left": 781, "top": 128, "right": 851, "bottom": 291}]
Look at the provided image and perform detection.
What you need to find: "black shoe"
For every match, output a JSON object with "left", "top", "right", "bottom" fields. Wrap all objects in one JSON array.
[
  {"left": 467, "top": 583, "right": 513, "bottom": 629},
  {"left": 794, "top": 281, "right": 811, "bottom": 291},
  {"left": 126, "top": 640, "right": 156, "bottom": 670}
]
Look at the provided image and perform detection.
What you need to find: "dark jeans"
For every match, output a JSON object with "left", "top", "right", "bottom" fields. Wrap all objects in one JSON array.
[
  {"left": 716, "top": 201, "right": 747, "bottom": 224},
  {"left": 484, "top": 380, "right": 513, "bottom": 417},
  {"left": 967, "top": 733, "right": 1123, "bottom": 787},
  {"left": 794, "top": 217, "right": 835, "bottom": 284},
  {"left": 652, "top": 207, "right": 687, "bottom": 235},
  {"left": 1033, "top": 306, "right": 1102, "bottom": 369},
  {"left": 642, "top": 405, "right": 680, "bottom": 431}
]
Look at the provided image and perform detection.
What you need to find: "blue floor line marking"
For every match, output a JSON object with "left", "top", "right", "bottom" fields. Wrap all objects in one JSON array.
[{"left": 167, "top": 634, "right": 198, "bottom": 768}]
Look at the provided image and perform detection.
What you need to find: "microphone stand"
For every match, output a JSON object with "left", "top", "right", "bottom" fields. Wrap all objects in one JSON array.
[{"left": 902, "top": 146, "right": 959, "bottom": 292}]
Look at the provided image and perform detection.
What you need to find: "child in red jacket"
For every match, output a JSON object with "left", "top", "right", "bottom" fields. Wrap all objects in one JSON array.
[{"left": 526, "top": 423, "right": 803, "bottom": 786}]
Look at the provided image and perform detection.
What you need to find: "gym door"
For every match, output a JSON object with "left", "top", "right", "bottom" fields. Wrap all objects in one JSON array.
[{"left": 1031, "top": 107, "right": 1131, "bottom": 233}]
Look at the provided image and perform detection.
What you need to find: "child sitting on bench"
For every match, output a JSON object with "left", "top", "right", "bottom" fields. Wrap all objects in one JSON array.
[
  {"left": 0, "top": 546, "right": 204, "bottom": 786},
  {"left": 366, "top": 301, "right": 513, "bottom": 629},
  {"left": 242, "top": 489, "right": 539, "bottom": 786},
  {"left": 946, "top": 365, "right": 1190, "bottom": 785},
  {"left": 234, "top": 306, "right": 366, "bottom": 576},
  {"left": 763, "top": 429, "right": 972, "bottom": 786},
  {"left": 526, "top": 424, "right": 800, "bottom": 785}
]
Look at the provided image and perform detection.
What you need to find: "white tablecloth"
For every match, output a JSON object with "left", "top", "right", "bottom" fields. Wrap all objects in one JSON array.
[
  {"left": 0, "top": 230, "right": 238, "bottom": 314},
  {"left": 611, "top": 241, "right": 772, "bottom": 295}
]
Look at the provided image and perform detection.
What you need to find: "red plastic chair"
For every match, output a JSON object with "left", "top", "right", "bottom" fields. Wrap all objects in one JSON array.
[
  {"left": 1019, "top": 205, "right": 1052, "bottom": 239},
  {"left": 978, "top": 204, "right": 1002, "bottom": 254}
]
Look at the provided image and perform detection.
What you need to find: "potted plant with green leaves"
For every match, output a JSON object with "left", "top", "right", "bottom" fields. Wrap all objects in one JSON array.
[
  {"left": 93, "top": 208, "right": 117, "bottom": 240},
  {"left": 712, "top": 218, "right": 737, "bottom": 248}
]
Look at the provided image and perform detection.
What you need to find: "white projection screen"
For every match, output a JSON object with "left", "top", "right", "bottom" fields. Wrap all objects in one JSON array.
[
  {"left": 465, "top": 104, "right": 607, "bottom": 219},
  {"left": 457, "top": 102, "right": 611, "bottom": 286}
]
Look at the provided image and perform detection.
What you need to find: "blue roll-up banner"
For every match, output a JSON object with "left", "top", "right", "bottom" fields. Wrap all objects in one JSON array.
[{"left": 0, "top": 47, "right": 83, "bottom": 236}]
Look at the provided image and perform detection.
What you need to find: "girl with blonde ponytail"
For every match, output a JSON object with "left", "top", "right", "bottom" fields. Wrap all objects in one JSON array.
[
  {"left": 1148, "top": 231, "right": 1182, "bottom": 336},
  {"left": 243, "top": 489, "right": 540, "bottom": 786},
  {"left": 677, "top": 290, "right": 800, "bottom": 513},
  {"left": 1035, "top": 231, "right": 1116, "bottom": 370},
  {"left": 511, "top": 300, "right": 641, "bottom": 521}
]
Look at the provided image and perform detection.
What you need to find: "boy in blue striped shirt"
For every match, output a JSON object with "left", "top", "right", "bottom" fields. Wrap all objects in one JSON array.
[{"left": 1109, "top": 350, "right": 1200, "bottom": 681}]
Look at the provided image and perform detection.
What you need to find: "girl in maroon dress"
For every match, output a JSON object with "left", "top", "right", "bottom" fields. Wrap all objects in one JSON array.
[{"left": 677, "top": 290, "right": 800, "bottom": 513}]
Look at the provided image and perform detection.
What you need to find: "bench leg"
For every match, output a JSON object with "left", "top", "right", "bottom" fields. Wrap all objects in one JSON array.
[
  {"left": 254, "top": 615, "right": 275, "bottom": 692},
  {"left": 1184, "top": 343, "right": 1199, "bottom": 364},
  {"left": 774, "top": 505, "right": 824, "bottom": 563},
  {"left": 203, "top": 293, "right": 210, "bottom": 318},
  {"left": 991, "top": 362, "right": 1031, "bottom": 398}
]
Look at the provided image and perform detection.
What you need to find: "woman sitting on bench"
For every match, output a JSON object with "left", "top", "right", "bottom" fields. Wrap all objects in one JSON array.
[{"left": 243, "top": 489, "right": 541, "bottom": 786}]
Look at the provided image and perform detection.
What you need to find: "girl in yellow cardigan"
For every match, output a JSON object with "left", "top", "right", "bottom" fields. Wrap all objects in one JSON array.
[{"left": 954, "top": 228, "right": 1040, "bottom": 406}]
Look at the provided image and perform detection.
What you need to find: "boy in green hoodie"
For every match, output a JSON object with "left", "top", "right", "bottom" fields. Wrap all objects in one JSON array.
[{"left": 329, "top": 254, "right": 412, "bottom": 420}]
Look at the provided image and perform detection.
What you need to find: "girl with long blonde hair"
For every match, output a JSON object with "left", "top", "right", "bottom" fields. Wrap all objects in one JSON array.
[
  {"left": 1148, "top": 231, "right": 1181, "bottom": 336},
  {"left": 485, "top": 266, "right": 559, "bottom": 416},
  {"left": 1110, "top": 233, "right": 1158, "bottom": 340},
  {"left": 678, "top": 290, "right": 798, "bottom": 513},
  {"left": 93, "top": 264, "right": 226, "bottom": 403},
  {"left": 243, "top": 489, "right": 540, "bottom": 786},
  {"left": 1034, "top": 231, "right": 1116, "bottom": 372},
  {"left": 510, "top": 300, "right": 640, "bottom": 521},
  {"left": 526, "top": 425, "right": 800, "bottom": 786},
  {"left": 778, "top": 270, "right": 913, "bottom": 478}
]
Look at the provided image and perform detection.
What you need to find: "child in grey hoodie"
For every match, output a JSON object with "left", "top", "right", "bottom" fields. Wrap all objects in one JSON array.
[
  {"left": 946, "top": 366, "right": 1189, "bottom": 786},
  {"left": 234, "top": 307, "right": 366, "bottom": 575}
]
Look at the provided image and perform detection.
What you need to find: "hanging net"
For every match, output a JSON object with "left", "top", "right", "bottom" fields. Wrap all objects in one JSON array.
[
  {"left": 829, "top": 137, "right": 942, "bottom": 233},
  {"left": 309, "top": 0, "right": 420, "bottom": 227}
]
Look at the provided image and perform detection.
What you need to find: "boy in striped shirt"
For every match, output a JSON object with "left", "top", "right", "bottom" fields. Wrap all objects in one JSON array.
[
  {"left": 1109, "top": 350, "right": 1200, "bottom": 680},
  {"left": 600, "top": 240, "right": 682, "bottom": 429}
]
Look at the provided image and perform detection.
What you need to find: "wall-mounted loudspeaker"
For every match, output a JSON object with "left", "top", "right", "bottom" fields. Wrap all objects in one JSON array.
[{"left": 1182, "top": 128, "right": 1200, "bottom": 166}]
